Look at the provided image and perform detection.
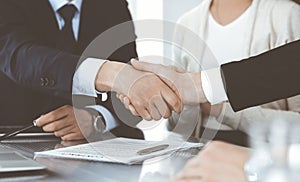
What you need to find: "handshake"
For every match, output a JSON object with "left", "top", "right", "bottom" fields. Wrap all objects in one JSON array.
[{"left": 95, "top": 59, "right": 208, "bottom": 121}]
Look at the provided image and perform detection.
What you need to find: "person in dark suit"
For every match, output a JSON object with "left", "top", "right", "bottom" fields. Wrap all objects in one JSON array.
[{"left": 0, "top": 0, "right": 181, "bottom": 140}]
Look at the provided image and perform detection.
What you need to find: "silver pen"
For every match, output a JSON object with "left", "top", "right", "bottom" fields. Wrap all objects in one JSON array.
[
  {"left": 137, "top": 144, "right": 169, "bottom": 155},
  {"left": 0, "top": 120, "right": 38, "bottom": 141}
]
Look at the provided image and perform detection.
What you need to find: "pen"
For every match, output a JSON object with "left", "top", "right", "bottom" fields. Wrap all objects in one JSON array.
[
  {"left": 137, "top": 144, "right": 169, "bottom": 155},
  {"left": 0, "top": 120, "right": 38, "bottom": 141}
]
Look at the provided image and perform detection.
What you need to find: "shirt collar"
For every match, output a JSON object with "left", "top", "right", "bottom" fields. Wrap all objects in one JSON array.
[{"left": 48, "top": 0, "right": 83, "bottom": 13}]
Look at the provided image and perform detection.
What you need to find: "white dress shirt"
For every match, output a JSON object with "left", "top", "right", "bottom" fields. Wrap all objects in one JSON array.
[
  {"left": 201, "top": 7, "right": 253, "bottom": 105},
  {"left": 48, "top": 0, "right": 117, "bottom": 131},
  {"left": 201, "top": 68, "right": 227, "bottom": 105},
  {"left": 173, "top": 0, "right": 300, "bottom": 134}
]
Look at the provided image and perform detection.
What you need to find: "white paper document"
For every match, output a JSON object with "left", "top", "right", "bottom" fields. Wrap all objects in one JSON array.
[{"left": 34, "top": 138, "right": 203, "bottom": 165}]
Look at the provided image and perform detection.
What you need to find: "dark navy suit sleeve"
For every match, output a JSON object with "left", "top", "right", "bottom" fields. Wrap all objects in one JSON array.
[
  {"left": 221, "top": 40, "right": 300, "bottom": 111},
  {"left": 0, "top": 0, "right": 79, "bottom": 100}
]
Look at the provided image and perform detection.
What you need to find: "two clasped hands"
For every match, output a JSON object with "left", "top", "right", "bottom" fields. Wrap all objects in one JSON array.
[
  {"left": 97, "top": 59, "right": 208, "bottom": 121},
  {"left": 33, "top": 59, "right": 222, "bottom": 141},
  {"left": 33, "top": 59, "right": 238, "bottom": 181}
]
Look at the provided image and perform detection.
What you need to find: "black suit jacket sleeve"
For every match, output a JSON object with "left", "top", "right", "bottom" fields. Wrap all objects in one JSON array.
[
  {"left": 0, "top": 1, "right": 78, "bottom": 100},
  {"left": 221, "top": 40, "right": 300, "bottom": 111}
]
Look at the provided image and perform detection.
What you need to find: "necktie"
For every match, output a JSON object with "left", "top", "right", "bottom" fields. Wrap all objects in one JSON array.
[{"left": 56, "top": 4, "right": 77, "bottom": 54}]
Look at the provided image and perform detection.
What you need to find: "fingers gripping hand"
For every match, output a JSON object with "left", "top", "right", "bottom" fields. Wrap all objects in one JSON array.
[
  {"left": 114, "top": 65, "right": 182, "bottom": 121},
  {"left": 131, "top": 60, "right": 205, "bottom": 105},
  {"left": 128, "top": 74, "right": 179, "bottom": 120},
  {"left": 117, "top": 93, "right": 139, "bottom": 116},
  {"left": 117, "top": 92, "right": 167, "bottom": 121}
]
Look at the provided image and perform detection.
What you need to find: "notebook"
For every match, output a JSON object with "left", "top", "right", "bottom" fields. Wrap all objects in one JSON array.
[{"left": 34, "top": 137, "right": 204, "bottom": 165}]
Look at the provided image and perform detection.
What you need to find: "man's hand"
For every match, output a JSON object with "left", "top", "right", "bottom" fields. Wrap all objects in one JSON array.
[
  {"left": 171, "top": 141, "right": 249, "bottom": 182},
  {"left": 95, "top": 61, "right": 182, "bottom": 121},
  {"left": 131, "top": 60, "right": 207, "bottom": 105},
  {"left": 35, "top": 105, "right": 93, "bottom": 141}
]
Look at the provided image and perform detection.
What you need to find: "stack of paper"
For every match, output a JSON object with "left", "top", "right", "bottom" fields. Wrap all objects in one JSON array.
[{"left": 34, "top": 138, "right": 203, "bottom": 165}]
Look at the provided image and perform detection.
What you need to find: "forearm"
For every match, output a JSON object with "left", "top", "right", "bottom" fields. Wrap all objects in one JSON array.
[
  {"left": 95, "top": 61, "right": 149, "bottom": 94},
  {"left": 0, "top": 1, "right": 81, "bottom": 99},
  {"left": 221, "top": 40, "right": 300, "bottom": 111},
  {"left": 95, "top": 61, "right": 128, "bottom": 92},
  {"left": 1, "top": 38, "right": 79, "bottom": 99},
  {"left": 179, "top": 71, "right": 207, "bottom": 104},
  {"left": 191, "top": 72, "right": 207, "bottom": 104}
]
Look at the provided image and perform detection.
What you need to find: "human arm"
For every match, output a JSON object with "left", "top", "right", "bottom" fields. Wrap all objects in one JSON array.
[
  {"left": 201, "top": 38, "right": 300, "bottom": 111},
  {"left": 0, "top": 0, "right": 79, "bottom": 100},
  {"left": 221, "top": 39, "right": 300, "bottom": 111},
  {"left": 172, "top": 141, "right": 249, "bottom": 182},
  {"left": 221, "top": 2, "right": 300, "bottom": 111},
  {"left": 197, "top": 42, "right": 300, "bottom": 111}
]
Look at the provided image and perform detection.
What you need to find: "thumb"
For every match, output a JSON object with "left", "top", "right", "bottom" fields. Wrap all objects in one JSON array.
[
  {"left": 35, "top": 115, "right": 45, "bottom": 127},
  {"left": 169, "top": 65, "right": 186, "bottom": 73},
  {"left": 131, "top": 59, "right": 158, "bottom": 73}
]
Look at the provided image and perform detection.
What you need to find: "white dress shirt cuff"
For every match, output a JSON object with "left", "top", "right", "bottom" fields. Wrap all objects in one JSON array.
[
  {"left": 72, "top": 58, "right": 107, "bottom": 97},
  {"left": 201, "top": 68, "right": 228, "bottom": 104},
  {"left": 86, "top": 105, "right": 119, "bottom": 132}
]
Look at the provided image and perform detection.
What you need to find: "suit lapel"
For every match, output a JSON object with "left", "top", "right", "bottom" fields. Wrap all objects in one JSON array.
[
  {"left": 78, "top": 0, "right": 112, "bottom": 54},
  {"left": 77, "top": 0, "right": 95, "bottom": 52},
  {"left": 33, "top": 0, "right": 60, "bottom": 45}
]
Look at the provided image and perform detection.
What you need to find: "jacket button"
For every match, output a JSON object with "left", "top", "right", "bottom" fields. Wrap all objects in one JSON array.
[
  {"left": 49, "top": 79, "right": 56, "bottom": 87},
  {"left": 44, "top": 78, "right": 49, "bottom": 86},
  {"left": 40, "top": 78, "right": 45, "bottom": 86}
]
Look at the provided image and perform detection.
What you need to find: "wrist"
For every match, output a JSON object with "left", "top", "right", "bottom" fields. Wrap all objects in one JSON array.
[
  {"left": 192, "top": 72, "right": 207, "bottom": 103},
  {"left": 95, "top": 61, "right": 127, "bottom": 92},
  {"left": 96, "top": 62, "right": 150, "bottom": 95},
  {"left": 85, "top": 108, "right": 106, "bottom": 133}
]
